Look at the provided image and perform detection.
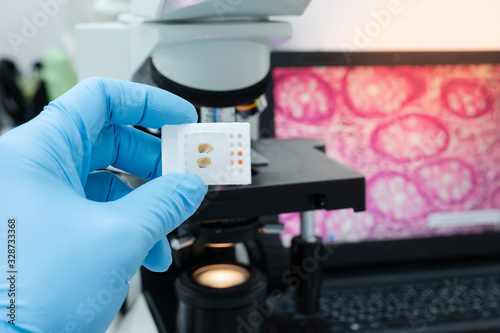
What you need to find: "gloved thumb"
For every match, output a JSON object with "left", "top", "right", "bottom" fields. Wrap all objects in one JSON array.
[{"left": 112, "top": 173, "right": 207, "bottom": 271}]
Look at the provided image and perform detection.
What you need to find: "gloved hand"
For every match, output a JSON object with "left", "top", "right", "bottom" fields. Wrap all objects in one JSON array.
[{"left": 0, "top": 77, "right": 207, "bottom": 332}]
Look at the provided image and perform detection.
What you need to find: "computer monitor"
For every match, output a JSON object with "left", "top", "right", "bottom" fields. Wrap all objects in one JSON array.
[{"left": 263, "top": 51, "right": 500, "bottom": 267}]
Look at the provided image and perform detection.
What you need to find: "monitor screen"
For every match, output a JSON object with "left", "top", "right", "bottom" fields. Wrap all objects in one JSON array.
[{"left": 272, "top": 59, "right": 500, "bottom": 246}]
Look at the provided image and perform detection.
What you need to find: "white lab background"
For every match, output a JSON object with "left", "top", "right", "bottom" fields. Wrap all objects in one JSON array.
[
  {"left": 1, "top": 0, "right": 500, "bottom": 72},
  {"left": 0, "top": 0, "right": 127, "bottom": 73},
  {"left": 277, "top": 0, "right": 500, "bottom": 51}
]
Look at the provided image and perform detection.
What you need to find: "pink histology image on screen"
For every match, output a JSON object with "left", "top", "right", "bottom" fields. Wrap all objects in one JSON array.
[{"left": 274, "top": 65, "right": 500, "bottom": 245}]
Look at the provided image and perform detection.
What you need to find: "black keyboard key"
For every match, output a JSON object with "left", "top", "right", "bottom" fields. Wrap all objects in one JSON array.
[{"left": 272, "top": 274, "right": 500, "bottom": 332}]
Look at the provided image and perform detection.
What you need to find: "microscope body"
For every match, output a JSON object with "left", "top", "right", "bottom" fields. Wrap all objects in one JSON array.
[
  {"left": 76, "top": 2, "right": 367, "bottom": 332},
  {"left": 76, "top": 0, "right": 310, "bottom": 97}
]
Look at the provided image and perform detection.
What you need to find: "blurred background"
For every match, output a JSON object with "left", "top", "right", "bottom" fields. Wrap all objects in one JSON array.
[{"left": 1, "top": 0, "right": 500, "bottom": 73}]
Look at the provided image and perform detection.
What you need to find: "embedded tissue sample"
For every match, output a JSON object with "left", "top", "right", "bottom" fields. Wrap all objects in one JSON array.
[
  {"left": 274, "top": 65, "right": 500, "bottom": 245},
  {"left": 197, "top": 157, "right": 211, "bottom": 168},
  {"left": 198, "top": 143, "right": 214, "bottom": 153}
]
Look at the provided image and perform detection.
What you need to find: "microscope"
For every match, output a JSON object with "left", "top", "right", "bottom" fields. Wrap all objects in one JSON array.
[{"left": 77, "top": 1, "right": 365, "bottom": 332}]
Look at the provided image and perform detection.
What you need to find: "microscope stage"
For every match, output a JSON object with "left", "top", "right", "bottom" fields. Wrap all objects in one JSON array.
[{"left": 188, "top": 138, "right": 365, "bottom": 222}]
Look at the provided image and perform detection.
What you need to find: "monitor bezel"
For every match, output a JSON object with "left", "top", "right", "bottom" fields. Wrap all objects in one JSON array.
[{"left": 263, "top": 51, "right": 500, "bottom": 268}]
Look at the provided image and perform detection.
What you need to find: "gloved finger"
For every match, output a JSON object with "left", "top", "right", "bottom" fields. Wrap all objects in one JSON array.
[
  {"left": 114, "top": 173, "right": 207, "bottom": 254},
  {"left": 51, "top": 76, "right": 197, "bottom": 140},
  {"left": 143, "top": 238, "right": 173, "bottom": 272},
  {"left": 34, "top": 77, "right": 196, "bottom": 181},
  {"left": 85, "top": 170, "right": 132, "bottom": 202},
  {"left": 90, "top": 124, "right": 162, "bottom": 180}
]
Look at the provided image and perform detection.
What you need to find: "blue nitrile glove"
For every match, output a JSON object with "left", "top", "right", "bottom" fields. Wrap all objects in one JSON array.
[{"left": 0, "top": 77, "right": 207, "bottom": 333}]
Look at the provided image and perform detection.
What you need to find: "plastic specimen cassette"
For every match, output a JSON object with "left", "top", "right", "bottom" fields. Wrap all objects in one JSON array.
[{"left": 161, "top": 123, "right": 251, "bottom": 185}]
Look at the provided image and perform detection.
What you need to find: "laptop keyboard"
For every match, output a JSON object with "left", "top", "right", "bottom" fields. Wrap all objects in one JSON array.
[{"left": 272, "top": 274, "right": 500, "bottom": 332}]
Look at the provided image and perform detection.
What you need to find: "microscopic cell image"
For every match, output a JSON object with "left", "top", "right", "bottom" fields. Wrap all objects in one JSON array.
[
  {"left": 342, "top": 67, "right": 425, "bottom": 118},
  {"left": 487, "top": 140, "right": 500, "bottom": 167},
  {"left": 370, "top": 114, "right": 450, "bottom": 162},
  {"left": 274, "top": 70, "right": 335, "bottom": 124},
  {"left": 441, "top": 79, "right": 493, "bottom": 118},
  {"left": 490, "top": 187, "right": 500, "bottom": 208},
  {"left": 318, "top": 209, "right": 375, "bottom": 243},
  {"left": 367, "top": 172, "right": 432, "bottom": 222},
  {"left": 274, "top": 63, "right": 500, "bottom": 245},
  {"left": 415, "top": 158, "right": 476, "bottom": 205}
]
